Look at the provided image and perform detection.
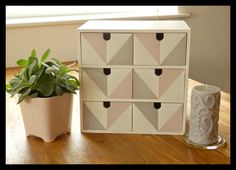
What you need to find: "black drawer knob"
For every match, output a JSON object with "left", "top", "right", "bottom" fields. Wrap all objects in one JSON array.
[
  {"left": 103, "top": 101, "right": 110, "bottom": 108},
  {"left": 103, "top": 68, "right": 111, "bottom": 76},
  {"left": 155, "top": 69, "right": 162, "bottom": 76},
  {"left": 156, "top": 33, "right": 164, "bottom": 41},
  {"left": 103, "top": 33, "right": 111, "bottom": 41},
  {"left": 154, "top": 102, "right": 161, "bottom": 109}
]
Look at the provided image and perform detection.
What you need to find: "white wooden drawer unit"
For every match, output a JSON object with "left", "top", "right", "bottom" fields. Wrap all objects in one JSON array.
[{"left": 78, "top": 20, "right": 191, "bottom": 135}]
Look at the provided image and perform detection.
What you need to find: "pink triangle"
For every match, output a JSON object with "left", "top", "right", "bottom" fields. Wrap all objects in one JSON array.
[
  {"left": 109, "top": 71, "right": 132, "bottom": 99},
  {"left": 160, "top": 106, "right": 183, "bottom": 132},
  {"left": 135, "top": 33, "right": 160, "bottom": 64},
  {"left": 159, "top": 69, "right": 183, "bottom": 97},
  {"left": 83, "top": 33, "right": 106, "bottom": 62},
  {"left": 107, "top": 103, "right": 130, "bottom": 129}
]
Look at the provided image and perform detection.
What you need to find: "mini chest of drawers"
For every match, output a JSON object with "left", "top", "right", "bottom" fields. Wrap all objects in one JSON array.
[{"left": 77, "top": 20, "right": 191, "bottom": 135}]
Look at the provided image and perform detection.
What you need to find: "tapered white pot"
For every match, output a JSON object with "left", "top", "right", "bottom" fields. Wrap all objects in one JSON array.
[{"left": 19, "top": 93, "right": 73, "bottom": 142}]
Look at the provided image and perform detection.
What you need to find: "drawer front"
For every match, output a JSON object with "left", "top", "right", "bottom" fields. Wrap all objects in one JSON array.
[
  {"left": 82, "top": 68, "right": 132, "bottom": 99},
  {"left": 83, "top": 101, "right": 132, "bottom": 131},
  {"left": 133, "top": 68, "right": 185, "bottom": 100},
  {"left": 134, "top": 33, "right": 186, "bottom": 66},
  {"left": 81, "top": 33, "right": 133, "bottom": 65},
  {"left": 133, "top": 102, "right": 183, "bottom": 133}
]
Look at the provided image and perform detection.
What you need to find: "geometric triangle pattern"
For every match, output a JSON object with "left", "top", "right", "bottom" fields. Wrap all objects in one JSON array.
[
  {"left": 160, "top": 33, "right": 186, "bottom": 65},
  {"left": 83, "top": 68, "right": 132, "bottom": 99},
  {"left": 134, "top": 33, "right": 160, "bottom": 65},
  {"left": 83, "top": 102, "right": 132, "bottom": 131},
  {"left": 132, "top": 102, "right": 183, "bottom": 133},
  {"left": 133, "top": 69, "right": 159, "bottom": 99},
  {"left": 81, "top": 33, "right": 106, "bottom": 65},
  {"left": 161, "top": 35, "right": 186, "bottom": 65},
  {"left": 133, "top": 33, "right": 186, "bottom": 66},
  {"left": 80, "top": 29, "right": 188, "bottom": 134},
  {"left": 108, "top": 69, "right": 132, "bottom": 99},
  {"left": 83, "top": 103, "right": 106, "bottom": 130},
  {"left": 82, "top": 69, "right": 107, "bottom": 99},
  {"left": 107, "top": 102, "right": 131, "bottom": 131},
  {"left": 133, "top": 102, "right": 158, "bottom": 131},
  {"left": 158, "top": 103, "right": 183, "bottom": 132},
  {"left": 81, "top": 33, "right": 132, "bottom": 65},
  {"left": 159, "top": 69, "right": 185, "bottom": 100},
  {"left": 83, "top": 68, "right": 184, "bottom": 100},
  {"left": 107, "top": 34, "right": 133, "bottom": 65}
]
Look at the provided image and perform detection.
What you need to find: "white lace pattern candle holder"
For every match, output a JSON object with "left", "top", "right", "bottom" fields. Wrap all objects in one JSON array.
[{"left": 184, "top": 85, "right": 226, "bottom": 149}]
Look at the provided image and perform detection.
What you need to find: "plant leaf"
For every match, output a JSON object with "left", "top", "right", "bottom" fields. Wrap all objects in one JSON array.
[
  {"left": 10, "top": 83, "right": 29, "bottom": 97},
  {"left": 30, "top": 92, "right": 38, "bottom": 98},
  {"left": 59, "top": 65, "right": 68, "bottom": 75},
  {"left": 41, "top": 48, "right": 50, "bottom": 62},
  {"left": 48, "top": 59, "right": 60, "bottom": 67},
  {"left": 55, "top": 85, "right": 64, "bottom": 95},
  {"left": 8, "top": 49, "right": 80, "bottom": 100},
  {"left": 56, "top": 75, "right": 65, "bottom": 84},
  {"left": 37, "top": 74, "right": 54, "bottom": 96},
  {"left": 51, "top": 58, "right": 61, "bottom": 65},
  {"left": 42, "top": 62, "right": 50, "bottom": 68},
  {"left": 65, "top": 81, "right": 77, "bottom": 93},
  {"left": 18, "top": 68, "right": 26, "bottom": 79},
  {"left": 16, "top": 59, "right": 28, "bottom": 68},
  {"left": 45, "top": 67, "right": 58, "bottom": 75},
  {"left": 28, "top": 75, "right": 36, "bottom": 85},
  {"left": 31, "top": 49, "right": 36, "bottom": 57},
  {"left": 34, "top": 65, "right": 44, "bottom": 79},
  {"left": 6, "top": 83, "right": 12, "bottom": 92},
  {"left": 9, "top": 77, "right": 21, "bottom": 88},
  {"left": 17, "top": 87, "right": 31, "bottom": 104},
  {"left": 66, "top": 75, "right": 80, "bottom": 86},
  {"left": 28, "top": 59, "right": 37, "bottom": 77},
  {"left": 17, "top": 93, "right": 25, "bottom": 104},
  {"left": 67, "top": 79, "right": 78, "bottom": 88},
  {"left": 28, "top": 56, "right": 37, "bottom": 65},
  {"left": 38, "top": 84, "right": 54, "bottom": 96}
]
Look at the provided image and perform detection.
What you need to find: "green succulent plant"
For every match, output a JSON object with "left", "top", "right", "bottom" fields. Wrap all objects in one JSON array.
[{"left": 6, "top": 49, "right": 80, "bottom": 104}]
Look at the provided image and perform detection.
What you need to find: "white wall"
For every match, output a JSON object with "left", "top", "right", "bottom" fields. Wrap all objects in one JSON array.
[
  {"left": 181, "top": 6, "right": 230, "bottom": 93},
  {"left": 6, "top": 24, "right": 82, "bottom": 67},
  {"left": 6, "top": 6, "right": 230, "bottom": 93}
]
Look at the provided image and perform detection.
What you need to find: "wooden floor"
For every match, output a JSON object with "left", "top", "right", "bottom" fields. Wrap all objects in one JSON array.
[{"left": 6, "top": 63, "right": 230, "bottom": 164}]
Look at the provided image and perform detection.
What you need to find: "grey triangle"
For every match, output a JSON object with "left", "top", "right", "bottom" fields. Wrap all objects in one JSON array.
[
  {"left": 107, "top": 36, "right": 133, "bottom": 65},
  {"left": 83, "top": 104, "right": 106, "bottom": 130},
  {"left": 161, "top": 36, "right": 186, "bottom": 66},
  {"left": 85, "top": 69, "right": 107, "bottom": 96},
  {"left": 133, "top": 70, "right": 157, "bottom": 99},
  {"left": 134, "top": 102, "right": 158, "bottom": 130}
]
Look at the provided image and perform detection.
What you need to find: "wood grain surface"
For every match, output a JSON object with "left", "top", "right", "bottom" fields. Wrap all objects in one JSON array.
[{"left": 5, "top": 62, "right": 230, "bottom": 164}]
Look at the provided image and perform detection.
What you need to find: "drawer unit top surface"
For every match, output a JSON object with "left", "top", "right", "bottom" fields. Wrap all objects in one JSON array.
[{"left": 78, "top": 20, "right": 190, "bottom": 32}]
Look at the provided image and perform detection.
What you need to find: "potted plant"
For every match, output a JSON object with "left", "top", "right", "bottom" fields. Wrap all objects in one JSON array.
[{"left": 6, "top": 49, "right": 80, "bottom": 142}]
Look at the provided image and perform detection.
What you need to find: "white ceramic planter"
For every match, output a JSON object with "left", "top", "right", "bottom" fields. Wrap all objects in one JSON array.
[{"left": 19, "top": 93, "right": 73, "bottom": 142}]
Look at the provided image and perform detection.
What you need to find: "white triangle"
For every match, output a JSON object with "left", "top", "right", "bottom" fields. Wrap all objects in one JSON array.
[
  {"left": 158, "top": 103, "right": 181, "bottom": 130},
  {"left": 107, "top": 34, "right": 132, "bottom": 63},
  {"left": 160, "top": 34, "right": 185, "bottom": 63},
  {"left": 81, "top": 36, "right": 105, "bottom": 65},
  {"left": 134, "top": 69, "right": 159, "bottom": 97},
  {"left": 108, "top": 104, "right": 132, "bottom": 131},
  {"left": 133, "top": 104, "right": 157, "bottom": 133},
  {"left": 107, "top": 68, "right": 132, "bottom": 96},
  {"left": 83, "top": 71, "right": 106, "bottom": 98},
  {"left": 84, "top": 102, "right": 107, "bottom": 128},
  {"left": 134, "top": 35, "right": 159, "bottom": 65}
]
